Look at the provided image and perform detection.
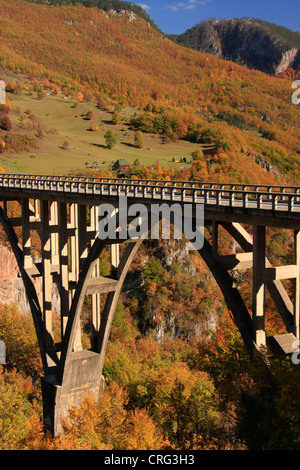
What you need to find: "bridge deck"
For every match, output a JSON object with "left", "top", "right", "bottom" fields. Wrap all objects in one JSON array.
[{"left": 0, "top": 174, "right": 299, "bottom": 228}]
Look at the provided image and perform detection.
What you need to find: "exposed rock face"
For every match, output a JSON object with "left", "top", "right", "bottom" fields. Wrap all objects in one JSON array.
[
  {"left": 275, "top": 47, "right": 298, "bottom": 74},
  {"left": 0, "top": 245, "right": 59, "bottom": 314},
  {"left": 170, "top": 18, "right": 300, "bottom": 75},
  {"left": 0, "top": 245, "right": 27, "bottom": 312}
]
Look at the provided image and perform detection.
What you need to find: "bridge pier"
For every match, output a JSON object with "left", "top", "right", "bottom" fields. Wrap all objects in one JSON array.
[
  {"left": 41, "top": 351, "right": 104, "bottom": 436},
  {"left": 0, "top": 175, "right": 299, "bottom": 435}
]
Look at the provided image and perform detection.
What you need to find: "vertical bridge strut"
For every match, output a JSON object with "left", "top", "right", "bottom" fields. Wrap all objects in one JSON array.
[{"left": 0, "top": 175, "right": 299, "bottom": 435}]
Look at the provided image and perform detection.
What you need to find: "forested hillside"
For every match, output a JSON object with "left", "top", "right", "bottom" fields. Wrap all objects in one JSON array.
[
  {"left": 0, "top": 0, "right": 300, "bottom": 451},
  {"left": 0, "top": 0, "right": 299, "bottom": 182}
]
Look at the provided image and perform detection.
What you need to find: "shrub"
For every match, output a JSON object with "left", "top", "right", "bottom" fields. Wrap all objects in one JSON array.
[
  {"left": 36, "top": 88, "right": 44, "bottom": 100},
  {"left": 260, "top": 128, "right": 277, "bottom": 141},
  {"left": 0, "top": 138, "right": 5, "bottom": 153},
  {"left": 0, "top": 116, "right": 12, "bottom": 131}
]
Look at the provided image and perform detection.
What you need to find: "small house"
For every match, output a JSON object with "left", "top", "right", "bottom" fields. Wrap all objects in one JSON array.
[{"left": 112, "top": 159, "right": 130, "bottom": 172}]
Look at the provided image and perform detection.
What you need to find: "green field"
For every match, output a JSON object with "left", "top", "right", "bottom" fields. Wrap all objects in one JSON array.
[{"left": 1, "top": 88, "right": 208, "bottom": 176}]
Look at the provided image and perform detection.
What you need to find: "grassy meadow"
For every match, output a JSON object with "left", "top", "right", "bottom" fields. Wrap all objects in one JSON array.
[{"left": 1, "top": 83, "right": 208, "bottom": 175}]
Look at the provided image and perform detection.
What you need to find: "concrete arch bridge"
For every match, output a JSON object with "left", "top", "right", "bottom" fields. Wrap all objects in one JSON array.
[{"left": 0, "top": 174, "right": 299, "bottom": 435}]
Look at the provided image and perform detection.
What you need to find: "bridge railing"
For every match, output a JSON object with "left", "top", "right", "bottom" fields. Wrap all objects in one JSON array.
[
  {"left": 1, "top": 173, "right": 300, "bottom": 193},
  {"left": 0, "top": 174, "right": 299, "bottom": 213}
]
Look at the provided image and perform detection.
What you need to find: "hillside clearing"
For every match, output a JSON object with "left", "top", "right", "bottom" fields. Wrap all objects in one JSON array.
[{"left": 1, "top": 87, "right": 209, "bottom": 175}]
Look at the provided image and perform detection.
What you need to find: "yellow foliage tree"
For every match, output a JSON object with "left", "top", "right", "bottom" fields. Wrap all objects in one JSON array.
[
  {"left": 122, "top": 407, "right": 166, "bottom": 450},
  {"left": 0, "top": 303, "right": 42, "bottom": 377},
  {"left": 0, "top": 139, "right": 5, "bottom": 153},
  {"left": 75, "top": 91, "right": 84, "bottom": 101},
  {"left": 0, "top": 367, "right": 38, "bottom": 450}
]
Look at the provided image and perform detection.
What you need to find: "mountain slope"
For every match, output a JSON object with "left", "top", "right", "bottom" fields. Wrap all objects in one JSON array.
[
  {"left": 0, "top": 0, "right": 299, "bottom": 183},
  {"left": 169, "top": 18, "right": 300, "bottom": 75},
  {"left": 0, "top": 1, "right": 297, "bottom": 114}
]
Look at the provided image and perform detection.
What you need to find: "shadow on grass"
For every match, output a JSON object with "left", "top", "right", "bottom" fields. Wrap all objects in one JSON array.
[
  {"left": 121, "top": 142, "right": 137, "bottom": 148},
  {"left": 91, "top": 143, "right": 107, "bottom": 149}
]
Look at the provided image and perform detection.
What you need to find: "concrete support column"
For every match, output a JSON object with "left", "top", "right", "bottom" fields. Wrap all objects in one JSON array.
[
  {"left": 50, "top": 201, "right": 59, "bottom": 266},
  {"left": 69, "top": 203, "right": 79, "bottom": 281},
  {"left": 78, "top": 204, "right": 88, "bottom": 269},
  {"left": 111, "top": 244, "right": 120, "bottom": 272},
  {"left": 69, "top": 203, "right": 81, "bottom": 351},
  {"left": 34, "top": 199, "right": 40, "bottom": 220},
  {"left": 252, "top": 225, "right": 266, "bottom": 348},
  {"left": 58, "top": 202, "right": 69, "bottom": 339},
  {"left": 90, "top": 206, "right": 101, "bottom": 341},
  {"left": 41, "top": 200, "right": 53, "bottom": 338},
  {"left": 22, "top": 198, "right": 32, "bottom": 269},
  {"left": 92, "top": 260, "right": 101, "bottom": 343}
]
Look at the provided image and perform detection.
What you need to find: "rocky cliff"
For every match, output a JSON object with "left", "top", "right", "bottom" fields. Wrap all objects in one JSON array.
[
  {"left": 169, "top": 18, "right": 300, "bottom": 75},
  {"left": 0, "top": 245, "right": 59, "bottom": 314}
]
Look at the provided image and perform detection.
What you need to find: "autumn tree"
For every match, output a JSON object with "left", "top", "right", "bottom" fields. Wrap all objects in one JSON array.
[
  {"left": 114, "top": 103, "right": 122, "bottom": 113},
  {"left": 105, "top": 130, "right": 117, "bottom": 149},
  {"left": 86, "top": 111, "right": 93, "bottom": 120},
  {"left": 0, "top": 115, "right": 12, "bottom": 131},
  {"left": 75, "top": 91, "right": 84, "bottom": 101},
  {"left": 0, "top": 139, "right": 5, "bottom": 153},
  {"left": 132, "top": 158, "right": 141, "bottom": 168},
  {"left": 134, "top": 130, "right": 144, "bottom": 149},
  {"left": 0, "top": 105, "right": 9, "bottom": 121},
  {"left": 112, "top": 111, "right": 121, "bottom": 124},
  {"left": 0, "top": 367, "right": 38, "bottom": 450},
  {"left": 143, "top": 256, "right": 165, "bottom": 291},
  {"left": 0, "top": 303, "right": 42, "bottom": 377},
  {"left": 191, "top": 148, "right": 204, "bottom": 160},
  {"left": 153, "top": 366, "right": 221, "bottom": 449},
  {"left": 57, "top": 383, "right": 128, "bottom": 449},
  {"left": 122, "top": 408, "right": 166, "bottom": 450}
]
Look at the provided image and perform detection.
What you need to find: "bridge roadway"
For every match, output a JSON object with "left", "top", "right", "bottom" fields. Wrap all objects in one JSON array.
[{"left": 0, "top": 173, "right": 300, "bottom": 436}]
